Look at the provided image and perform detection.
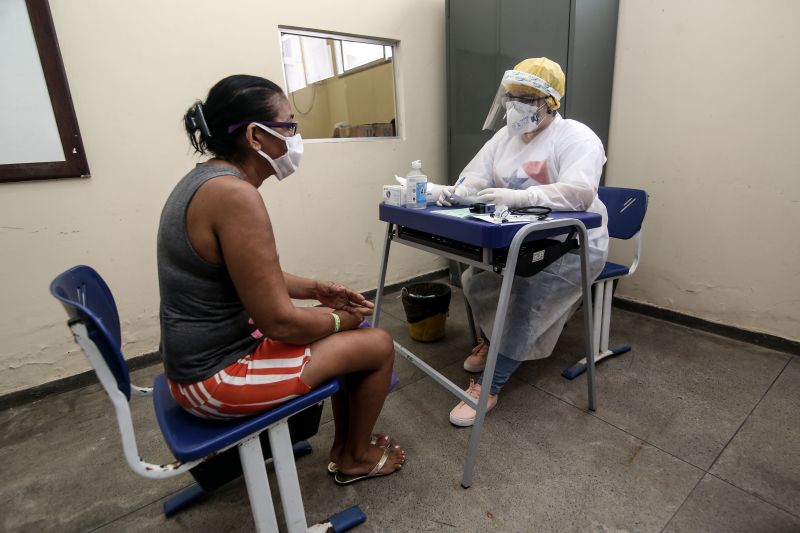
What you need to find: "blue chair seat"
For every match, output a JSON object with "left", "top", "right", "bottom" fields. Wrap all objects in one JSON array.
[
  {"left": 154, "top": 375, "right": 340, "bottom": 462},
  {"left": 597, "top": 261, "right": 629, "bottom": 281}
]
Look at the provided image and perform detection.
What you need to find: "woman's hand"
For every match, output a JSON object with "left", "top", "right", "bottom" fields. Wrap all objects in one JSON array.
[
  {"left": 315, "top": 281, "right": 374, "bottom": 315},
  {"left": 334, "top": 309, "right": 367, "bottom": 331}
]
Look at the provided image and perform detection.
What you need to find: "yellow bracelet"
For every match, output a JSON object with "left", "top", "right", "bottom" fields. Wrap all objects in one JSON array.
[{"left": 330, "top": 312, "right": 341, "bottom": 333}]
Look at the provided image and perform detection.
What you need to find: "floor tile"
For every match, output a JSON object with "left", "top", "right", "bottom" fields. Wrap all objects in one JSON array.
[
  {"left": 663, "top": 474, "right": 800, "bottom": 533},
  {"left": 0, "top": 364, "right": 188, "bottom": 532},
  {"left": 710, "top": 357, "right": 800, "bottom": 517},
  {"left": 299, "top": 361, "right": 703, "bottom": 533},
  {"left": 515, "top": 309, "right": 790, "bottom": 469}
]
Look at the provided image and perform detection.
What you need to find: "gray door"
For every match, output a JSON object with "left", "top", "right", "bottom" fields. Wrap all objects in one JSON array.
[
  {"left": 499, "top": 0, "right": 571, "bottom": 114},
  {"left": 446, "top": 0, "right": 498, "bottom": 182},
  {"left": 447, "top": 0, "right": 571, "bottom": 182},
  {"left": 568, "top": 0, "right": 619, "bottom": 156},
  {"left": 447, "top": 0, "right": 617, "bottom": 180},
  {"left": 445, "top": 0, "right": 617, "bottom": 285}
]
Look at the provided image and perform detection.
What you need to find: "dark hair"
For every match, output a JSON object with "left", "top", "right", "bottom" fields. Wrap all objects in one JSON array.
[{"left": 184, "top": 75, "right": 284, "bottom": 158}]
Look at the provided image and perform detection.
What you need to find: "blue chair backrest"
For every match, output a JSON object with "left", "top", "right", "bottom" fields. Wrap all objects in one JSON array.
[
  {"left": 598, "top": 186, "right": 649, "bottom": 240},
  {"left": 50, "top": 265, "right": 131, "bottom": 400}
]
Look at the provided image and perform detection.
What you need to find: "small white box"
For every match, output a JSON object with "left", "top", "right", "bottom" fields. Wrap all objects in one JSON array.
[{"left": 382, "top": 185, "right": 404, "bottom": 206}]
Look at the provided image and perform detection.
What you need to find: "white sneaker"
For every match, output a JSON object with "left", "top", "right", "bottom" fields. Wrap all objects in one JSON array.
[{"left": 449, "top": 379, "right": 498, "bottom": 427}]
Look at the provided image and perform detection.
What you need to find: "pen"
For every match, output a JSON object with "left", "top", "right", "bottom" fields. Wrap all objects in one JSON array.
[{"left": 448, "top": 176, "right": 467, "bottom": 199}]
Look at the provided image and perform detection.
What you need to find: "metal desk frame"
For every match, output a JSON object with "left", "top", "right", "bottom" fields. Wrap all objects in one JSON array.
[{"left": 372, "top": 206, "right": 598, "bottom": 488}]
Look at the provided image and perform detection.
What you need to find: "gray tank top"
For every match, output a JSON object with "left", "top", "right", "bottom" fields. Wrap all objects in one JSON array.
[{"left": 157, "top": 163, "right": 261, "bottom": 383}]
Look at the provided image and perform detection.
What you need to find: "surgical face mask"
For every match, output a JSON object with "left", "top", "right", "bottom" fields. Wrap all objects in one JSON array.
[
  {"left": 505, "top": 100, "right": 544, "bottom": 136},
  {"left": 253, "top": 123, "right": 303, "bottom": 180}
]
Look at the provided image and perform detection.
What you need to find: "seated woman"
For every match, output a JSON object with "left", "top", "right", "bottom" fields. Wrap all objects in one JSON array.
[{"left": 157, "top": 74, "right": 405, "bottom": 485}]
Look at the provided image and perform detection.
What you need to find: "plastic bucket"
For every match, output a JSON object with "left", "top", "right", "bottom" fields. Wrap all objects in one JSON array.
[{"left": 401, "top": 282, "right": 451, "bottom": 342}]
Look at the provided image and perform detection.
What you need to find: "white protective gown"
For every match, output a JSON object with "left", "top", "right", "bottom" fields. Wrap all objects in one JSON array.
[{"left": 459, "top": 113, "right": 609, "bottom": 361}]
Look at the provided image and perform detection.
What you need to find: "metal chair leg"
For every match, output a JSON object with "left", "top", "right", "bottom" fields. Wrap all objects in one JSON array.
[
  {"left": 268, "top": 421, "right": 308, "bottom": 533},
  {"left": 239, "top": 435, "right": 279, "bottom": 532}
]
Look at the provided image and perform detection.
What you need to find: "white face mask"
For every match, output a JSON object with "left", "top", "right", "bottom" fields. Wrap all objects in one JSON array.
[
  {"left": 505, "top": 100, "right": 544, "bottom": 136},
  {"left": 253, "top": 123, "right": 303, "bottom": 180}
]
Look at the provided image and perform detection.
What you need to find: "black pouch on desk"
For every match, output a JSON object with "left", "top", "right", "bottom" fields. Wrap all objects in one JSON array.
[
  {"left": 492, "top": 233, "right": 579, "bottom": 277},
  {"left": 188, "top": 401, "right": 324, "bottom": 491}
]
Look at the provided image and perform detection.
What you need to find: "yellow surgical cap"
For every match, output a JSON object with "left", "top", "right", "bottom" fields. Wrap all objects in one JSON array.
[{"left": 505, "top": 57, "right": 565, "bottom": 110}]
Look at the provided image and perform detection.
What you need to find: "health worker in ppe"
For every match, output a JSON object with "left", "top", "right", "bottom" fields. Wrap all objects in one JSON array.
[
  {"left": 439, "top": 58, "right": 609, "bottom": 427},
  {"left": 158, "top": 74, "right": 405, "bottom": 484}
]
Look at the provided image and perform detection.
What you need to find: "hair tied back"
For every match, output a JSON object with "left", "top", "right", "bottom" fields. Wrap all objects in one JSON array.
[{"left": 186, "top": 101, "right": 212, "bottom": 138}]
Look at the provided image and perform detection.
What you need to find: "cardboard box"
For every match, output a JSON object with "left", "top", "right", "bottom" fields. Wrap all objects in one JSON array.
[
  {"left": 371, "top": 123, "right": 394, "bottom": 137},
  {"left": 334, "top": 126, "right": 351, "bottom": 138},
  {"left": 353, "top": 124, "right": 374, "bottom": 137},
  {"left": 382, "top": 185, "right": 404, "bottom": 206}
]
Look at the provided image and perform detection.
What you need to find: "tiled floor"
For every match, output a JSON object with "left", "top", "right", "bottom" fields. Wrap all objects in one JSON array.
[{"left": 2, "top": 282, "right": 798, "bottom": 532}]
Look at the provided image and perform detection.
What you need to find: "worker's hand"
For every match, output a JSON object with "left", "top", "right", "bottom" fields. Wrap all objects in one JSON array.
[
  {"left": 435, "top": 185, "right": 456, "bottom": 206},
  {"left": 437, "top": 183, "right": 479, "bottom": 206},
  {"left": 397, "top": 177, "right": 456, "bottom": 206},
  {"left": 476, "top": 188, "right": 529, "bottom": 209},
  {"left": 315, "top": 281, "right": 374, "bottom": 315}
]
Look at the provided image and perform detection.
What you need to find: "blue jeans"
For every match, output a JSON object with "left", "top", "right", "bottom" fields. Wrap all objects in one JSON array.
[{"left": 476, "top": 351, "right": 521, "bottom": 395}]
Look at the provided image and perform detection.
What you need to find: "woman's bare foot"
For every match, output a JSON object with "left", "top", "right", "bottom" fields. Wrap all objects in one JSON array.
[
  {"left": 336, "top": 442, "right": 406, "bottom": 477},
  {"left": 371, "top": 433, "right": 392, "bottom": 447},
  {"left": 329, "top": 433, "right": 392, "bottom": 467}
]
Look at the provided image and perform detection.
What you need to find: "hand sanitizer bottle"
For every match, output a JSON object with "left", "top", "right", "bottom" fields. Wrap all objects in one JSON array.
[{"left": 405, "top": 160, "right": 427, "bottom": 209}]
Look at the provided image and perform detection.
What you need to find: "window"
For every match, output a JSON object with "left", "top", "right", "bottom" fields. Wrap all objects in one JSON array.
[
  {"left": 0, "top": 0, "right": 89, "bottom": 183},
  {"left": 278, "top": 27, "right": 398, "bottom": 141}
]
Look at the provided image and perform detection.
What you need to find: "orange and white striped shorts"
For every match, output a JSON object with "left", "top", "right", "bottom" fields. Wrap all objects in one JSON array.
[{"left": 168, "top": 339, "right": 312, "bottom": 420}]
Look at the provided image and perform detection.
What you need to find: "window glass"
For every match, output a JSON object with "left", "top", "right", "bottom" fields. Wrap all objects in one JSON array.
[
  {"left": 279, "top": 28, "right": 398, "bottom": 141},
  {"left": 0, "top": 0, "right": 63, "bottom": 165},
  {"left": 340, "top": 41, "right": 385, "bottom": 71},
  {"left": 281, "top": 34, "right": 306, "bottom": 93},
  {"left": 0, "top": 0, "right": 89, "bottom": 182},
  {"left": 300, "top": 36, "right": 334, "bottom": 84}
]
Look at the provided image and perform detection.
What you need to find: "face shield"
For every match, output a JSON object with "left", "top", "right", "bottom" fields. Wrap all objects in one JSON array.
[{"left": 482, "top": 69, "right": 562, "bottom": 132}]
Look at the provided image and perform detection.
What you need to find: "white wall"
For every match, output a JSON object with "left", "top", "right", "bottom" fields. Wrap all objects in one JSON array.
[
  {"left": 0, "top": 0, "right": 447, "bottom": 396},
  {"left": 607, "top": 0, "right": 800, "bottom": 342}
]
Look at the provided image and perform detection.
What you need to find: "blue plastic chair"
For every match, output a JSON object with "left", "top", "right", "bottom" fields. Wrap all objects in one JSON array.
[
  {"left": 50, "top": 265, "right": 365, "bottom": 532},
  {"left": 563, "top": 186, "right": 649, "bottom": 379}
]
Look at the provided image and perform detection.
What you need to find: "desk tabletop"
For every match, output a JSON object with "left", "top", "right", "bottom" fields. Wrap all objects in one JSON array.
[{"left": 379, "top": 204, "right": 601, "bottom": 249}]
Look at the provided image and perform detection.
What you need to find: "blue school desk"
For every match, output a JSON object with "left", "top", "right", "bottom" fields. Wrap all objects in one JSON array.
[{"left": 373, "top": 204, "right": 602, "bottom": 488}]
